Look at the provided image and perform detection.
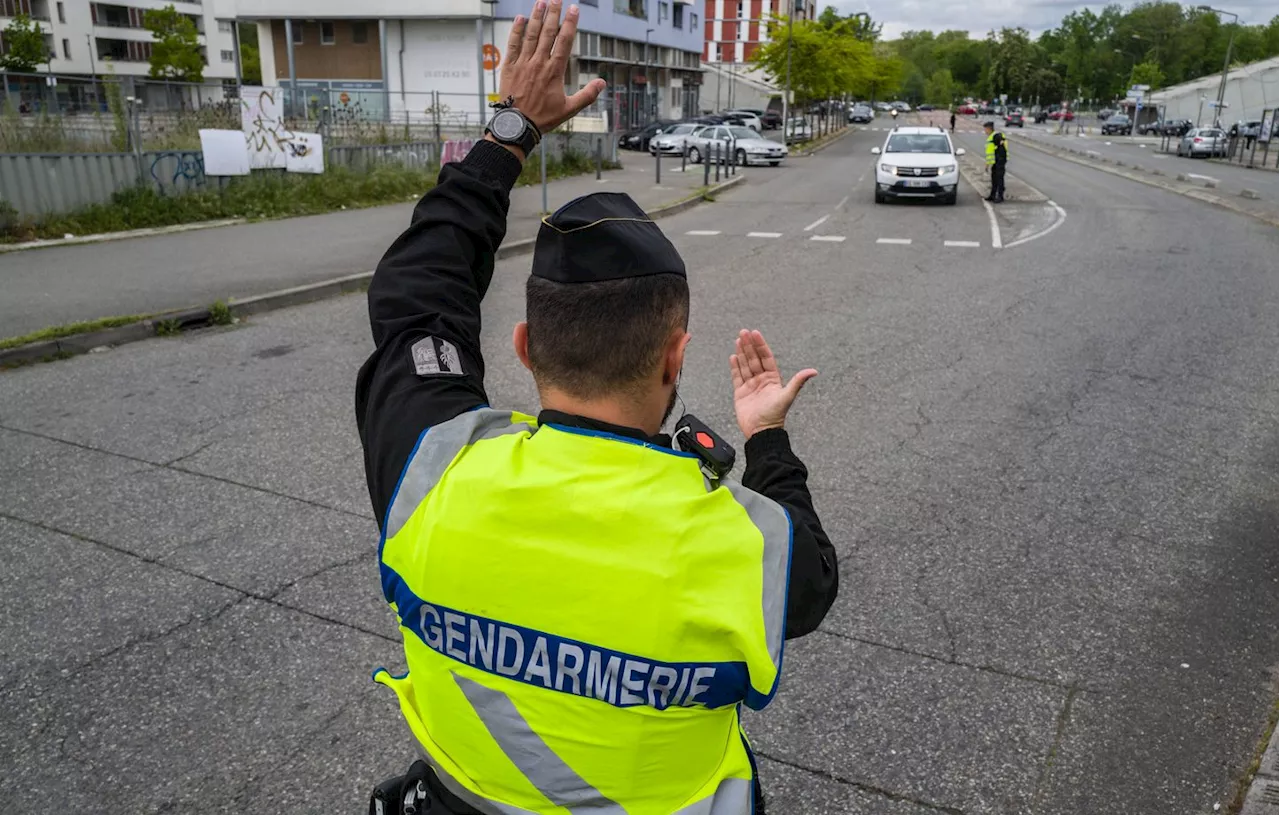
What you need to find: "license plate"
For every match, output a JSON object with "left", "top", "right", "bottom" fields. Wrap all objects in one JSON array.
[{"left": 904, "top": 179, "right": 930, "bottom": 188}]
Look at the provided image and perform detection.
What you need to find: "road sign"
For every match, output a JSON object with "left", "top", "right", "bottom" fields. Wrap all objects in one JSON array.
[
  {"left": 482, "top": 43, "right": 501, "bottom": 71},
  {"left": 486, "top": 93, "right": 501, "bottom": 103},
  {"left": 1260, "top": 110, "right": 1275, "bottom": 144}
]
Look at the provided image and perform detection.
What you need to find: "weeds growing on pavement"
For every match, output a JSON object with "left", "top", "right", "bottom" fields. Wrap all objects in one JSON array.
[
  {"left": 0, "top": 314, "right": 149, "bottom": 350},
  {"left": 154, "top": 319, "right": 183, "bottom": 337},
  {"left": 208, "top": 300, "right": 234, "bottom": 326},
  {"left": 2, "top": 151, "right": 620, "bottom": 243}
]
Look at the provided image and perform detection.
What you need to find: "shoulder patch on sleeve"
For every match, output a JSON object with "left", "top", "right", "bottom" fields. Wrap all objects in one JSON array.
[{"left": 410, "top": 336, "right": 465, "bottom": 377}]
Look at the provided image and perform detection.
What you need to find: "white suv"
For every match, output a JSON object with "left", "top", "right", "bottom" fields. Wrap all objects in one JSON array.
[{"left": 871, "top": 126, "right": 965, "bottom": 205}]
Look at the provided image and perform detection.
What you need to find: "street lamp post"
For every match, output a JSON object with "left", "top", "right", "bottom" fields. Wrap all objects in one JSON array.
[
  {"left": 1198, "top": 5, "right": 1238, "bottom": 128},
  {"left": 782, "top": 1, "right": 794, "bottom": 142},
  {"left": 481, "top": 0, "right": 499, "bottom": 103}
]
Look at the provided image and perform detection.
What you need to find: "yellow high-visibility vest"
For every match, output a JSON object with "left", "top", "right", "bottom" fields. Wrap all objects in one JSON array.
[
  {"left": 985, "top": 131, "right": 1009, "bottom": 164},
  {"left": 374, "top": 408, "right": 791, "bottom": 814}
]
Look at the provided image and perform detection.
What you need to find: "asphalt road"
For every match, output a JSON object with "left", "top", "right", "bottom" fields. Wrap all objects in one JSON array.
[{"left": 1, "top": 124, "right": 1276, "bottom": 814}]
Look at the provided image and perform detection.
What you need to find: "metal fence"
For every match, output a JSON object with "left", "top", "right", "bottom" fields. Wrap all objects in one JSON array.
[
  {"left": 0, "top": 71, "right": 611, "bottom": 155},
  {"left": 1, "top": 131, "right": 620, "bottom": 220}
]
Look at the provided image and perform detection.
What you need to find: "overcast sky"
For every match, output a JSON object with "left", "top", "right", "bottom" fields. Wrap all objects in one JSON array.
[{"left": 828, "top": 0, "right": 1277, "bottom": 40}]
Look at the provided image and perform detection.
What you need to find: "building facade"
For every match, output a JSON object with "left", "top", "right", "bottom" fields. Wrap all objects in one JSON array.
[
  {"left": 223, "top": 0, "right": 703, "bottom": 131},
  {"left": 701, "top": 0, "right": 812, "bottom": 66},
  {"left": 0, "top": 0, "right": 238, "bottom": 79}
]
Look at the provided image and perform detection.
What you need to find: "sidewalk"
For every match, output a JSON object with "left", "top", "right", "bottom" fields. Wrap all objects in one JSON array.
[{"left": 0, "top": 154, "right": 713, "bottom": 340}]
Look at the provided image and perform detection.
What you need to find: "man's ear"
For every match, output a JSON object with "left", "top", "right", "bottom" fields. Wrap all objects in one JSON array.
[
  {"left": 662, "top": 330, "right": 692, "bottom": 386},
  {"left": 513, "top": 322, "right": 532, "bottom": 372}
]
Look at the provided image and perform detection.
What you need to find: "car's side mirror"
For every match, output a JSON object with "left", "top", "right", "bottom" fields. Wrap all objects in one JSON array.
[
  {"left": 955, "top": 148, "right": 966, "bottom": 156},
  {"left": 871, "top": 147, "right": 881, "bottom": 154}
]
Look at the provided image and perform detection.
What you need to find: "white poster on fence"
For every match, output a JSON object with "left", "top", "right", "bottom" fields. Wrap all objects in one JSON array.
[
  {"left": 241, "top": 86, "right": 288, "bottom": 170},
  {"left": 199, "top": 129, "right": 251, "bottom": 176},
  {"left": 286, "top": 132, "right": 325, "bottom": 174}
]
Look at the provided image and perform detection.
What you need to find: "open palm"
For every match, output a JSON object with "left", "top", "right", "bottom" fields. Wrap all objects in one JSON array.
[{"left": 730, "top": 329, "right": 817, "bottom": 439}]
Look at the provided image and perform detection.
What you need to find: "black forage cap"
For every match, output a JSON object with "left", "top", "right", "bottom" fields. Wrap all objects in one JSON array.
[{"left": 532, "top": 192, "right": 687, "bottom": 284}]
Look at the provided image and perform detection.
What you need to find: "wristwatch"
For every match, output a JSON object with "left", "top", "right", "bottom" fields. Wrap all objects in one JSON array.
[{"left": 486, "top": 108, "right": 541, "bottom": 155}]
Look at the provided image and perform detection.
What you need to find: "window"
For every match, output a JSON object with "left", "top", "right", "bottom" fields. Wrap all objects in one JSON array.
[
  {"left": 690, "top": 12, "right": 697, "bottom": 30},
  {"left": 291, "top": 22, "right": 303, "bottom": 44},
  {"left": 57, "top": 1, "right": 65, "bottom": 22},
  {"left": 62, "top": 37, "right": 70, "bottom": 59},
  {"left": 578, "top": 31, "right": 598, "bottom": 56},
  {"left": 613, "top": 0, "right": 646, "bottom": 20},
  {"left": 658, "top": 1, "right": 668, "bottom": 22},
  {"left": 218, "top": 20, "right": 232, "bottom": 33},
  {"left": 352, "top": 22, "right": 368, "bottom": 43},
  {"left": 320, "top": 22, "right": 335, "bottom": 45},
  {"left": 220, "top": 49, "right": 234, "bottom": 62},
  {"left": 673, "top": 3, "right": 683, "bottom": 27}
]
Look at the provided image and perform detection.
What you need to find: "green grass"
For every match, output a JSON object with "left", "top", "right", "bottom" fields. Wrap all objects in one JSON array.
[
  {"left": 208, "top": 300, "right": 234, "bottom": 326},
  {"left": 0, "top": 314, "right": 149, "bottom": 350}
]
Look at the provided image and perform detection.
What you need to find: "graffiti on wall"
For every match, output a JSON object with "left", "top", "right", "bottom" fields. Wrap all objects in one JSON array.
[
  {"left": 240, "top": 87, "right": 293, "bottom": 170},
  {"left": 149, "top": 151, "right": 206, "bottom": 195},
  {"left": 441, "top": 139, "right": 476, "bottom": 164}
]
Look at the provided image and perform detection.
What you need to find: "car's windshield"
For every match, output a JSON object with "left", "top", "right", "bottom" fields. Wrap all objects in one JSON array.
[
  {"left": 668, "top": 124, "right": 695, "bottom": 135},
  {"left": 1108, "top": 116, "right": 1128, "bottom": 123},
  {"left": 727, "top": 126, "right": 757, "bottom": 140},
  {"left": 884, "top": 134, "right": 951, "bottom": 153}
]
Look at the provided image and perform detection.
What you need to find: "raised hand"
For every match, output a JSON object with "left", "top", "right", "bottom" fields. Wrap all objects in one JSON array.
[
  {"left": 502, "top": 1, "right": 607, "bottom": 136},
  {"left": 729, "top": 329, "right": 817, "bottom": 440}
]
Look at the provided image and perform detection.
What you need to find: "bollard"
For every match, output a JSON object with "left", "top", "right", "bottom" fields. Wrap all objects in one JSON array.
[
  {"left": 714, "top": 143, "right": 721, "bottom": 182},
  {"left": 681, "top": 144, "right": 686, "bottom": 173},
  {"left": 703, "top": 145, "right": 711, "bottom": 185},
  {"left": 655, "top": 144, "right": 661, "bottom": 185},
  {"left": 729, "top": 140, "right": 735, "bottom": 176},
  {"left": 595, "top": 138, "right": 602, "bottom": 181}
]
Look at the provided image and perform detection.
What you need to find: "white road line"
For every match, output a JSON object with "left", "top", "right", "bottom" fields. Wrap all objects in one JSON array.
[
  {"left": 747, "top": 231, "right": 782, "bottom": 238},
  {"left": 810, "top": 235, "right": 846, "bottom": 242},
  {"left": 836, "top": 194, "right": 850, "bottom": 209},
  {"left": 982, "top": 200, "right": 1003, "bottom": 249},
  {"left": 944, "top": 240, "right": 981, "bottom": 247},
  {"left": 686, "top": 230, "right": 721, "bottom": 236},
  {"left": 1004, "top": 200, "right": 1068, "bottom": 249},
  {"left": 876, "top": 238, "right": 912, "bottom": 245},
  {"left": 803, "top": 214, "right": 830, "bottom": 231}
]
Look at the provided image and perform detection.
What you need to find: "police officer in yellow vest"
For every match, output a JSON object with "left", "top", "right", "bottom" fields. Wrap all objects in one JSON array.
[
  {"left": 983, "top": 120, "right": 1008, "bottom": 203},
  {"left": 355, "top": 2, "right": 839, "bottom": 814}
]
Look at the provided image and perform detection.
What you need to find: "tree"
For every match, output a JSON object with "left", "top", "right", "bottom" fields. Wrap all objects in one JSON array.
[
  {"left": 0, "top": 14, "right": 48, "bottom": 74},
  {"left": 238, "top": 22, "right": 261, "bottom": 84},
  {"left": 1129, "top": 60, "right": 1164, "bottom": 89},
  {"left": 752, "top": 14, "right": 875, "bottom": 104},
  {"left": 924, "top": 69, "right": 955, "bottom": 105},
  {"left": 143, "top": 4, "right": 204, "bottom": 82}
]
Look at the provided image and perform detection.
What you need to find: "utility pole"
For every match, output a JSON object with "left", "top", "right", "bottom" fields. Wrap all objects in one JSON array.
[
  {"left": 782, "top": 0, "right": 794, "bottom": 137},
  {"left": 645, "top": 28, "right": 653, "bottom": 125},
  {"left": 1197, "top": 6, "right": 1238, "bottom": 128}
]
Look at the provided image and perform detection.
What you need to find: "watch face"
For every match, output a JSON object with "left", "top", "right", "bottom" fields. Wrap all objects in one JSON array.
[{"left": 491, "top": 110, "right": 526, "bottom": 141}]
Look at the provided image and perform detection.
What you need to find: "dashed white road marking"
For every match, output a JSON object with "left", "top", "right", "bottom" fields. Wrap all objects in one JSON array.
[
  {"left": 686, "top": 230, "right": 721, "bottom": 236},
  {"left": 803, "top": 214, "right": 830, "bottom": 231},
  {"left": 944, "top": 240, "right": 981, "bottom": 247},
  {"left": 836, "top": 194, "right": 850, "bottom": 209},
  {"left": 747, "top": 231, "right": 782, "bottom": 238},
  {"left": 876, "top": 238, "right": 912, "bottom": 245},
  {"left": 810, "top": 235, "right": 846, "bottom": 242},
  {"left": 982, "top": 200, "right": 1003, "bottom": 249}
]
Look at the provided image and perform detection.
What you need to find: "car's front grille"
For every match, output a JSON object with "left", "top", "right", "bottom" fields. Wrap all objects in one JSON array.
[{"left": 897, "top": 167, "right": 939, "bottom": 177}]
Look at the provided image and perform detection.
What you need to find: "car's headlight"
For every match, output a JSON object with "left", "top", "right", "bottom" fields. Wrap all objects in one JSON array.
[
  {"left": 880, "top": 163, "right": 895, "bottom": 174},
  {"left": 942, "top": 164, "right": 956, "bottom": 174}
]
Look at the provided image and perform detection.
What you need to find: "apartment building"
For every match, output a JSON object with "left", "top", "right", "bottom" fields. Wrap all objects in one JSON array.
[
  {"left": 0, "top": 0, "right": 238, "bottom": 80},
  {"left": 220, "top": 0, "right": 704, "bottom": 130},
  {"left": 702, "top": 0, "right": 813, "bottom": 65}
]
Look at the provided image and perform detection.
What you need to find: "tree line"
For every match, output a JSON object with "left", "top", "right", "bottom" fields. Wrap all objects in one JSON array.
[{"left": 752, "top": 2, "right": 1279, "bottom": 108}]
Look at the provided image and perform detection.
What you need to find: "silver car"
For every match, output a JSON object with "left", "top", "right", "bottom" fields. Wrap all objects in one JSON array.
[
  {"left": 649, "top": 123, "right": 707, "bottom": 155},
  {"left": 1176, "top": 128, "right": 1228, "bottom": 157},
  {"left": 688, "top": 125, "right": 788, "bottom": 166}
]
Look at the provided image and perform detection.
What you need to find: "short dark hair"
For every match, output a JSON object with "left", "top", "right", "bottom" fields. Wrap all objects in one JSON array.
[{"left": 525, "top": 273, "right": 689, "bottom": 399}]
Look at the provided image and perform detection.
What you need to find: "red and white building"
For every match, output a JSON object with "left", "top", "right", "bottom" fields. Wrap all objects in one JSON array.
[{"left": 701, "top": 0, "right": 814, "bottom": 66}]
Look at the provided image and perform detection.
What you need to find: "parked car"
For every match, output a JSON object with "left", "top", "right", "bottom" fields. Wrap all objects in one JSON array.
[
  {"left": 1161, "top": 118, "right": 1193, "bottom": 137},
  {"left": 871, "top": 126, "right": 965, "bottom": 205},
  {"left": 1098, "top": 108, "right": 1115, "bottom": 121},
  {"left": 873, "top": 101, "right": 893, "bottom": 111},
  {"left": 761, "top": 110, "right": 783, "bottom": 129},
  {"left": 722, "top": 110, "right": 762, "bottom": 132},
  {"left": 620, "top": 120, "right": 676, "bottom": 151},
  {"left": 917, "top": 103, "right": 936, "bottom": 111},
  {"left": 1005, "top": 111, "right": 1024, "bottom": 127},
  {"left": 1137, "top": 119, "right": 1165, "bottom": 135},
  {"left": 956, "top": 104, "right": 977, "bottom": 115},
  {"left": 784, "top": 117, "right": 813, "bottom": 143},
  {"left": 1047, "top": 109, "right": 1075, "bottom": 121},
  {"left": 1100, "top": 114, "right": 1132, "bottom": 135},
  {"left": 1176, "top": 128, "right": 1228, "bottom": 157},
  {"left": 649, "top": 123, "right": 707, "bottom": 155},
  {"left": 848, "top": 104, "right": 874, "bottom": 123},
  {"left": 891, "top": 101, "right": 912, "bottom": 112},
  {"left": 687, "top": 125, "right": 788, "bottom": 166}
]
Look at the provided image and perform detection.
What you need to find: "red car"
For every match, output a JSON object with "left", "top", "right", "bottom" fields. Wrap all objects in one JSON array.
[
  {"left": 1047, "top": 110, "right": 1076, "bottom": 121},
  {"left": 956, "top": 104, "right": 977, "bottom": 115}
]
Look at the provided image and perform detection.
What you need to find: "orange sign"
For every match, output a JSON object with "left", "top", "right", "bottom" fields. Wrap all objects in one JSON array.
[{"left": 482, "top": 44, "right": 501, "bottom": 71}]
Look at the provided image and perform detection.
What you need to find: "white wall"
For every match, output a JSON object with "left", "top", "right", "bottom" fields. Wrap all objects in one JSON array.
[
  {"left": 1150, "top": 60, "right": 1279, "bottom": 125},
  {"left": 384, "top": 18, "right": 517, "bottom": 125}
]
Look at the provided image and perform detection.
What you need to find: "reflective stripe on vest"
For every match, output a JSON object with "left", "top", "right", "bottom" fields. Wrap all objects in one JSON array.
[{"left": 374, "top": 408, "right": 791, "bottom": 813}]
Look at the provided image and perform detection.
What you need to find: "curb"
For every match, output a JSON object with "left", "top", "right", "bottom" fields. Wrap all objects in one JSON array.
[
  {"left": 0, "top": 175, "right": 748, "bottom": 369},
  {"left": 1010, "top": 135, "right": 1280, "bottom": 228},
  {"left": 1241, "top": 727, "right": 1278, "bottom": 815},
  {"left": 788, "top": 126, "right": 856, "bottom": 158},
  {"left": 0, "top": 219, "right": 247, "bottom": 254}
]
